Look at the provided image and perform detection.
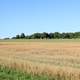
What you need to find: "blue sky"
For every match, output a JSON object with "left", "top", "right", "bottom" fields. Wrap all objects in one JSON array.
[{"left": 0, "top": 0, "right": 80, "bottom": 38}]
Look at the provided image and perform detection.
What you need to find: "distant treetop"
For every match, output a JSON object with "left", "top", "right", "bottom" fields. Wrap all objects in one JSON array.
[{"left": 11, "top": 32, "right": 80, "bottom": 39}]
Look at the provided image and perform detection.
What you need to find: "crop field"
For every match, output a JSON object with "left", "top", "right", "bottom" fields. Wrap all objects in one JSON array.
[{"left": 0, "top": 39, "right": 80, "bottom": 80}]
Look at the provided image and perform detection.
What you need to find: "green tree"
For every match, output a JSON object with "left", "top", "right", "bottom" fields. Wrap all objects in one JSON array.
[
  {"left": 31, "top": 33, "right": 41, "bottom": 39},
  {"left": 16, "top": 34, "right": 20, "bottom": 39},
  {"left": 20, "top": 33, "right": 25, "bottom": 39},
  {"left": 41, "top": 32, "right": 49, "bottom": 39},
  {"left": 54, "top": 32, "right": 61, "bottom": 39},
  {"left": 49, "top": 33, "right": 54, "bottom": 39}
]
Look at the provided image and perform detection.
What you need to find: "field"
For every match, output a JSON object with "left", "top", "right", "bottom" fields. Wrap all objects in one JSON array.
[{"left": 0, "top": 39, "right": 80, "bottom": 80}]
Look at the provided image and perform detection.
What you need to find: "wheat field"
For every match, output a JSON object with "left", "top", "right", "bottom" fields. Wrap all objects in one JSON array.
[{"left": 0, "top": 39, "right": 80, "bottom": 80}]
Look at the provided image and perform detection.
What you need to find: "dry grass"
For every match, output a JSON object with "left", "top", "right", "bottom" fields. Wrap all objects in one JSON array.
[{"left": 0, "top": 40, "right": 80, "bottom": 80}]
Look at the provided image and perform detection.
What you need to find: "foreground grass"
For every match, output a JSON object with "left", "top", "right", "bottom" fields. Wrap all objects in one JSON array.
[
  {"left": 0, "top": 65, "right": 52, "bottom": 80},
  {"left": 0, "top": 65, "right": 80, "bottom": 80}
]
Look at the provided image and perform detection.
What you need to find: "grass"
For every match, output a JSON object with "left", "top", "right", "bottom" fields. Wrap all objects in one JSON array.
[
  {"left": 0, "top": 65, "right": 52, "bottom": 80},
  {"left": 0, "top": 65, "right": 80, "bottom": 80},
  {"left": 0, "top": 39, "right": 80, "bottom": 80}
]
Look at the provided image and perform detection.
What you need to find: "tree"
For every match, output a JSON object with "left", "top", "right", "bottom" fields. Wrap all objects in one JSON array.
[
  {"left": 12, "top": 37, "right": 16, "bottom": 39},
  {"left": 16, "top": 34, "right": 20, "bottom": 39},
  {"left": 31, "top": 33, "right": 41, "bottom": 39},
  {"left": 54, "top": 32, "right": 61, "bottom": 39},
  {"left": 41, "top": 32, "right": 49, "bottom": 39},
  {"left": 20, "top": 33, "right": 25, "bottom": 39},
  {"left": 74, "top": 32, "right": 80, "bottom": 38},
  {"left": 49, "top": 33, "right": 54, "bottom": 39},
  {"left": 12, "top": 32, "right": 80, "bottom": 39},
  {"left": 68, "top": 33, "right": 74, "bottom": 39},
  {"left": 4, "top": 38, "right": 10, "bottom": 40}
]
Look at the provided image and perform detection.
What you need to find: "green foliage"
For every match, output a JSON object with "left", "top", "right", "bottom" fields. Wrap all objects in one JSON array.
[
  {"left": 0, "top": 66, "right": 53, "bottom": 80},
  {"left": 0, "top": 65, "right": 78, "bottom": 80},
  {"left": 13, "top": 32, "right": 80, "bottom": 39},
  {"left": 49, "top": 33, "right": 54, "bottom": 39},
  {"left": 20, "top": 33, "right": 25, "bottom": 39},
  {"left": 54, "top": 32, "right": 61, "bottom": 39},
  {"left": 16, "top": 35, "right": 20, "bottom": 39}
]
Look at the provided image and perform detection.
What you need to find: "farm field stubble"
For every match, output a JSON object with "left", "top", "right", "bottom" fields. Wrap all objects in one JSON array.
[{"left": 0, "top": 39, "right": 80, "bottom": 80}]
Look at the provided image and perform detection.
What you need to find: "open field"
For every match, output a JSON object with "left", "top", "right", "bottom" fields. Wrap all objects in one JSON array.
[{"left": 0, "top": 39, "right": 80, "bottom": 80}]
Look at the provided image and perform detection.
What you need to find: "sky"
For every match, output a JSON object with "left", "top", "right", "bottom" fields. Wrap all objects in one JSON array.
[{"left": 0, "top": 0, "right": 80, "bottom": 38}]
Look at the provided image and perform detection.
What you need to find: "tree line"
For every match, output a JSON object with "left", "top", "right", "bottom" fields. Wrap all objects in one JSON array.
[{"left": 11, "top": 32, "right": 80, "bottom": 39}]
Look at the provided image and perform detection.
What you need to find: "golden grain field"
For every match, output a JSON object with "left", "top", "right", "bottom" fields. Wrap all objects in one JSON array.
[{"left": 0, "top": 39, "right": 80, "bottom": 80}]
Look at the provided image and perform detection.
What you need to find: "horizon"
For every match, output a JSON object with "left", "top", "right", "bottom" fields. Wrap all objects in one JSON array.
[
  {"left": 1, "top": 31, "right": 80, "bottom": 39},
  {"left": 0, "top": 0, "right": 80, "bottom": 38}
]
